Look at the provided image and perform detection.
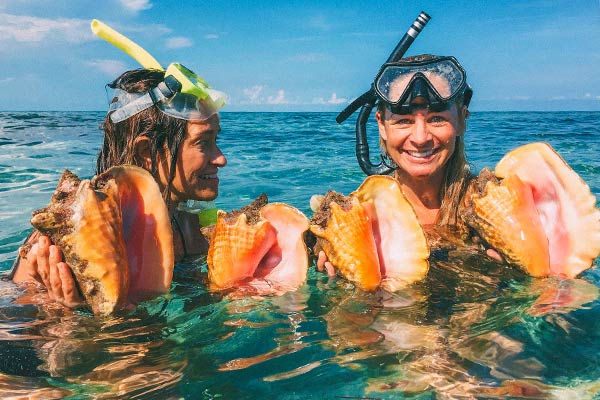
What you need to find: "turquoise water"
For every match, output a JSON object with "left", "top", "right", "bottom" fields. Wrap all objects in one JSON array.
[{"left": 1, "top": 111, "right": 600, "bottom": 399}]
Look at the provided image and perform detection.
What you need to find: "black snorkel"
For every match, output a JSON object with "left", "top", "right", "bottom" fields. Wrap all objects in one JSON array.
[{"left": 336, "top": 11, "right": 431, "bottom": 176}]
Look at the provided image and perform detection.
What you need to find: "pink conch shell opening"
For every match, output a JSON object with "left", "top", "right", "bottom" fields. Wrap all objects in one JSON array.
[
  {"left": 495, "top": 142, "right": 600, "bottom": 277},
  {"left": 108, "top": 165, "right": 174, "bottom": 304},
  {"left": 468, "top": 142, "right": 600, "bottom": 278},
  {"left": 256, "top": 203, "right": 310, "bottom": 291},
  {"left": 207, "top": 196, "right": 309, "bottom": 294}
]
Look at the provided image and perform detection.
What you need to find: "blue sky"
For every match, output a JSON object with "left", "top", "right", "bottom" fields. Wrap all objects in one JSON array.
[{"left": 1, "top": 0, "right": 599, "bottom": 112}]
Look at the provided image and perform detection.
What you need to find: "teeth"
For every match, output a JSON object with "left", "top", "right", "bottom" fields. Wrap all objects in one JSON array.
[
  {"left": 200, "top": 174, "right": 218, "bottom": 179},
  {"left": 407, "top": 149, "right": 435, "bottom": 158}
]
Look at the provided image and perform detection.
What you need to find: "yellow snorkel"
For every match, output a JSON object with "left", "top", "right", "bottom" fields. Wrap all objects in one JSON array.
[{"left": 91, "top": 19, "right": 163, "bottom": 70}]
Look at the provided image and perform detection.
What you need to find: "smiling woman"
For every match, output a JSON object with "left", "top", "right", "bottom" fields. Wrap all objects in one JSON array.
[
  {"left": 318, "top": 53, "right": 480, "bottom": 274},
  {"left": 374, "top": 54, "right": 474, "bottom": 228},
  {"left": 9, "top": 20, "right": 230, "bottom": 313}
]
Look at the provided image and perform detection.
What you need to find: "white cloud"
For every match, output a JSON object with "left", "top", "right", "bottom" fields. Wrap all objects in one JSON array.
[
  {"left": 87, "top": 59, "right": 128, "bottom": 77},
  {"left": 166, "top": 36, "right": 192, "bottom": 49},
  {"left": 0, "top": 13, "right": 90, "bottom": 43},
  {"left": 243, "top": 85, "right": 265, "bottom": 103},
  {"left": 120, "top": 0, "right": 153, "bottom": 12},
  {"left": 0, "top": 77, "right": 15, "bottom": 85},
  {"left": 313, "top": 92, "right": 348, "bottom": 105},
  {"left": 267, "top": 89, "right": 289, "bottom": 104},
  {"left": 204, "top": 34, "right": 219, "bottom": 40},
  {"left": 242, "top": 86, "right": 295, "bottom": 105}
]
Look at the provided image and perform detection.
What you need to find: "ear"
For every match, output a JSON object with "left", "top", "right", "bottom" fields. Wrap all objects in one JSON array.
[
  {"left": 461, "top": 105, "right": 468, "bottom": 120},
  {"left": 375, "top": 110, "right": 388, "bottom": 141},
  {"left": 134, "top": 136, "right": 153, "bottom": 170},
  {"left": 458, "top": 105, "right": 468, "bottom": 135}
]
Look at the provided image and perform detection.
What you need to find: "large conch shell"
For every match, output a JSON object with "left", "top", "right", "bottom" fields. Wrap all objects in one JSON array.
[
  {"left": 465, "top": 142, "right": 600, "bottom": 278},
  {"left": 207, "top": 195, "right": 309, "bottom": 293},
  {"left": 30, "top": 166, "right": 174, "bottom": 315},
  {"left": 310, "top": 175, "right": 429, "bottom": 291}
]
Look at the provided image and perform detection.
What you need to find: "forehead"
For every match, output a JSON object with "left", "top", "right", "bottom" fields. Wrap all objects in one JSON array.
[
  {"left": 389, "top": 72, "right": 452, "bottom": 100},
  {"left": 186, "top": 114, "right": 220, "bottom": 137}
]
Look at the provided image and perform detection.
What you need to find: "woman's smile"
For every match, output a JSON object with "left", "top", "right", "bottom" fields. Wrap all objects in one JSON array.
[{"left": 403, "top": 148, "right": 438, "bottom": 159}]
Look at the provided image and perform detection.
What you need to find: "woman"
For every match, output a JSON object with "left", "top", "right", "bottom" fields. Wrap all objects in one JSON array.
[
  {"left": 11, "top": 68, "right": 227, "bottom": 307},
  {"left": 318, "top": 54, "right": 498, "bottom": 273}
]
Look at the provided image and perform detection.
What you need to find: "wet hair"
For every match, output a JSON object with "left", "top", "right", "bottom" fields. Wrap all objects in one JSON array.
[
  {"left": 377, "top": 54, "right": 475, "bottom": 229},
  {"left": 96, "top": 69, "right": 187, "bottom": 208}
]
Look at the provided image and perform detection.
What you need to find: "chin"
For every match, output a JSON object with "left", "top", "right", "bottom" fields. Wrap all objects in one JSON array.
[{"left": 197, "top": 191, "right": 218, "bottom": 201}]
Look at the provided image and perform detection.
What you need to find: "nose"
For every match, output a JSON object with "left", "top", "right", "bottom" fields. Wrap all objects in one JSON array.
[
  {"left": 410, "top": 115, "right": 430, "bottom": 145},
  {"left": 212, "top": 145, "right": 227, "bottom": 167}
]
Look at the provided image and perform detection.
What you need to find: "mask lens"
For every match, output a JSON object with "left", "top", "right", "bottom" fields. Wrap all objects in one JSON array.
[{"left": 375, "top": 57, "right": 466, "bottom": 106}]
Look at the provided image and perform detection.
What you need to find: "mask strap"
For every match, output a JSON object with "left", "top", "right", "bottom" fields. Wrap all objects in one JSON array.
[{"left": 110, "top": 85, "right": 173, "bottom": 123}]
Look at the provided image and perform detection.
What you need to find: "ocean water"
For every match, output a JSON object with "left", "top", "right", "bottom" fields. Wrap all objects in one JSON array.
[{"left": 0, "top": 111, "right": 600, "bottom": 399}]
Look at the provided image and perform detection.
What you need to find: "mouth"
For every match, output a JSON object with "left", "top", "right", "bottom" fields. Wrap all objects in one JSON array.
[
  {"left": 199, "top": 173, "right": 218, "bottom": 180},
  {"left": 404, "top": 148, "right": 437, "bottom": 158}
]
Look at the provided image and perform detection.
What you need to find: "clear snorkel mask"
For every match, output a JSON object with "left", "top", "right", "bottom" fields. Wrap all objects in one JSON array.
[
  {"left": 374, "top": 56, "right": 472, "bottom": 114},
  {"left": 91, "top": 19, "right": 227, "bottom": 123}
]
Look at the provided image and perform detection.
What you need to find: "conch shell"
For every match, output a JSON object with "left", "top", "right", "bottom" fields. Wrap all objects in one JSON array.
[
  {"left": 311, "top": 192, "right": 382, "bottom": 291},
  {"left": 207, "top": 195, "right": 309, "bottom": 293},
  {"left": 30, "top": 166, "right": 174, "bottom": 315},
  {"left": 465, "top": 142, "right": 600, "bottom": 278},
  {"left": 310, "top": 175, "right": 429, "bottom": 291}
]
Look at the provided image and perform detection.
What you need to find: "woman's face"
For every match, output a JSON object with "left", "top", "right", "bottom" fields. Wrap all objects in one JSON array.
[
  {"left": 377, "top": 99, "right": 465, "bottom": 184},
  {"left": 157, "top": 113, "right": 227, "bottom": 204}
]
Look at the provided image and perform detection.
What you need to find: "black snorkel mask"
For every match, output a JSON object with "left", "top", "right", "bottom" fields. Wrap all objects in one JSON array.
[
  {"left": 336, "top": 11, "right": 435, "bottom": 175},
  {"left": 374, "top": 56, "right": 473, "bottom": 115}
]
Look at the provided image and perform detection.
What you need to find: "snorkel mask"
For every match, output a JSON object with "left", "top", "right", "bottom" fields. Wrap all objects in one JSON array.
[
  {"left": 374, "top": 56, "right": 473, "bottom": 115},
  {"left": 91, "top": 19, "right": 227, "bottom": 123}
]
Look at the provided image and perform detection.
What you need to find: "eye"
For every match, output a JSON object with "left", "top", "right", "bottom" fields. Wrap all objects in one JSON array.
[
  {"left": 428, "top": 115, "right": 447, "bottom": 124},
  {"left": 194, "top": 136, "right": 215, "bottom": 151},
  {"left": 390, "top": 117, "right": 413, "bottom": 126}
]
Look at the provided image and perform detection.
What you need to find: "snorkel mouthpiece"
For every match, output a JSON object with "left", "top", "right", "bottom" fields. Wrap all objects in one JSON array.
[{"left": 91, "top": 19, "right": 227, "bottom": 122}]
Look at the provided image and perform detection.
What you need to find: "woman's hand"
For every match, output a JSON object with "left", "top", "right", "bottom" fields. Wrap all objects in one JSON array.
[
  {"left": 316, "top": 250, "right": 336, "bottom": 277},
  {"left": 485, "top": 248, "right": 503, "bottom": 262},
  {"left": 14, "top": 235, "right": 84, "bottom": 308},
  {"left": 471, "top": 234, "right": 504, "bottom": 262}
]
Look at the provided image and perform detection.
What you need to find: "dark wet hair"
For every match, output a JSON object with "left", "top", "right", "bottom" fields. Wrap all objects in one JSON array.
[{"left": 96, "top": 69, "right": 187, "bottom": 208}]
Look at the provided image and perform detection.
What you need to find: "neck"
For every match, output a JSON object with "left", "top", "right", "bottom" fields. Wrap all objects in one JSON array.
[{"left": 395, "top": 169, "right": 444, "bottom": 225}]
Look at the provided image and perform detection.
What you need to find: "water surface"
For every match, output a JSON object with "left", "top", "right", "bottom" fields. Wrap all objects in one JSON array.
[{"left": 1, "top": 111, "right": 599, "bottom": 399}]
